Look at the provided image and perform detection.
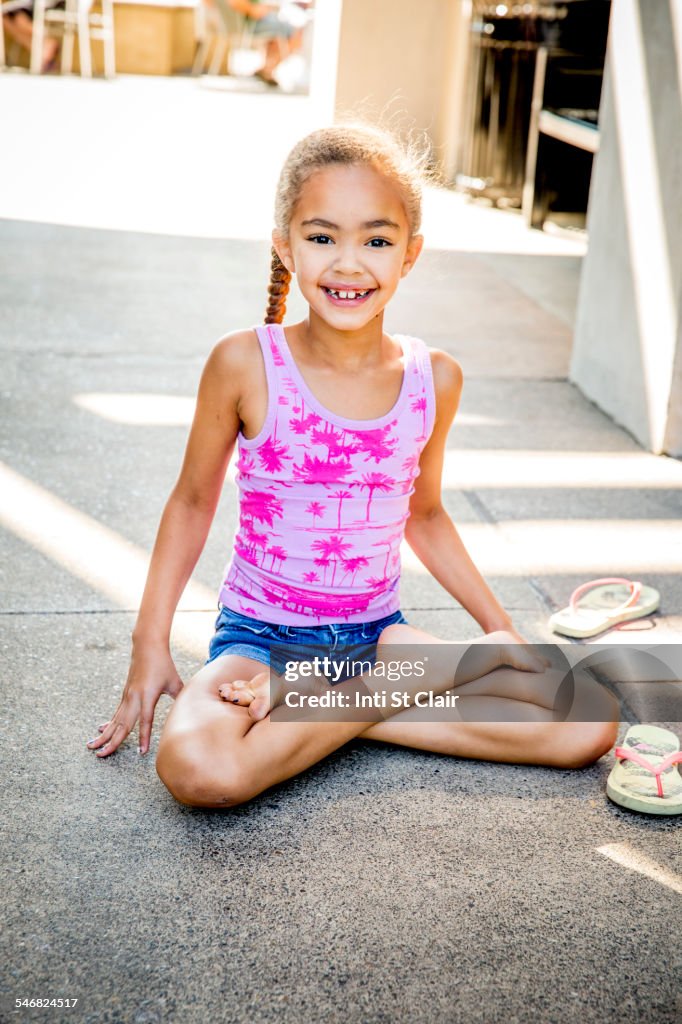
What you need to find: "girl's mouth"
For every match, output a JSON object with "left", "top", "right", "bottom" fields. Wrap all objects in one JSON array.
[{"left": 322, "top": 286, "right": 375, "bottom": 306}]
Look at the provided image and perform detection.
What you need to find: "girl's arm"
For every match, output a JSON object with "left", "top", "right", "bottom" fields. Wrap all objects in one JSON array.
[
  {"left": 131, "top": 337, "right": 244, "bottom": 647},
  {"left": 89, "top": 333, "right": 249, "bottom": 757},
  {"left": 404, "top": 351, "right": 515, "bottom": 635}
]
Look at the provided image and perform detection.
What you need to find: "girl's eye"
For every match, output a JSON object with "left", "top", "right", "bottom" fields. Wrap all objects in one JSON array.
[
  {"left": 308, "top": 234, "right": 334, "bottom": 245},
  {"left": 366, "top": 238, "right": 392, "bottom": 248}
]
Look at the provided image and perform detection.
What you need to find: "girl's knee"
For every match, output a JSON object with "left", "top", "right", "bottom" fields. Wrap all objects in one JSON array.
[
  {"left": 156, "top": 734, "right": 254, "bottom": 808},
  {"left": 551, "top": 718, "right": 619, "bottom": 770}
]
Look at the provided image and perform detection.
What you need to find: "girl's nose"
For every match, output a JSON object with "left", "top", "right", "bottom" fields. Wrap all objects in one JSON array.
[{"left": 331, "top": 245, "right": 364, "bottom": 276}]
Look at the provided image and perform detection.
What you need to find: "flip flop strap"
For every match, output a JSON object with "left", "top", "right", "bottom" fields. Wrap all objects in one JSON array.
[
  {"left": 615, "top": 746, "right": 682, "bottom": 798},
  {"left": 569, "top": 577, "right": 642, "bottom": 615}
]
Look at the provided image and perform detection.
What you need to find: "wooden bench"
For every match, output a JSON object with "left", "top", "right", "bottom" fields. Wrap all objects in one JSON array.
[{"left": 2, "top": 0, "right": 232, "bottom": 75}]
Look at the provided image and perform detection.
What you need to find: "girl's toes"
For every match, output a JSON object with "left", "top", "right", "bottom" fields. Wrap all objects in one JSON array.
[
  {"left": 218, "top": 680, "right": 255, "bottom": 705},
  {"left": 247, "top": 671, "right": 273, "bottom": 720},
  {"left": 218, "top": 682, "right": 240, "bottom": 703},
  {"left": 250, "top": 694, "right": 271, "bottom": 720}
]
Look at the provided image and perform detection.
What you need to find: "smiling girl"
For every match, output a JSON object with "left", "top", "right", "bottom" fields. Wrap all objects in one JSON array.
[{"left": 88, "top": 125, "right": 617, "bottom": 805}]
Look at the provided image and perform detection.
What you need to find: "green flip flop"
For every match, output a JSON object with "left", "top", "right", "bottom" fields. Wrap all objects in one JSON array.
[
  {"left": 549, "top": 577, "right": 660, "bottom": 639},
  {"left": 607, "top": 725, "right": 682, "bottom": 815}
]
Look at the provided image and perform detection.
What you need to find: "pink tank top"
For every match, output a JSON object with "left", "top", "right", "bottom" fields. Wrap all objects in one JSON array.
[{"left": 219, "top": 324, "right": 436, "bottom": 625}]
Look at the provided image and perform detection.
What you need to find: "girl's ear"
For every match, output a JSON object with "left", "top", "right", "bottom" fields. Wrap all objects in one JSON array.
[
  {"left": 272, "top": 229, "right": 295, "bottom": 275},
  {"left": 400, "top": 234, "right": 424, "bottom": 278}
]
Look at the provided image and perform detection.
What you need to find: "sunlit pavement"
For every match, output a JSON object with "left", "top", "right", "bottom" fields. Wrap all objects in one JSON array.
[{"left": 1, "top": 74, "right": 681, "bottom": 1024}]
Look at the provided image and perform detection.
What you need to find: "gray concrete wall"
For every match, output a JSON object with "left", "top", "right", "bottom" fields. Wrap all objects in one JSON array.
[
  {"left": 333, "top": 0, "right": 465, "bottom": 169},
  {"left": 571, "top": 0, "right": 682, "bottom": 456}
]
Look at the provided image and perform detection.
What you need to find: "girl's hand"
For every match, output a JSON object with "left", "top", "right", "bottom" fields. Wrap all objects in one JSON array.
[{"left": 87, "top": 644, "right": 184, "bottom": 758}]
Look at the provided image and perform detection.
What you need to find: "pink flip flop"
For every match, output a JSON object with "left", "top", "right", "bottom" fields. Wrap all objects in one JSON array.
[
  {"left": 549, "top": 577, "right": 660, "bottom": 639},
  {"left": 607, "top": 725, "right": 682, "bottom": 815}
]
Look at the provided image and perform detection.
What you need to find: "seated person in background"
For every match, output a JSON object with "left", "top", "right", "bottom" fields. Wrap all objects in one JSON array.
[
  {"left": 227, "top": 0, "right": 308, "bottom": 85},
  {"left": 2, "top": 1, "right": 60, "bottom": 71}
]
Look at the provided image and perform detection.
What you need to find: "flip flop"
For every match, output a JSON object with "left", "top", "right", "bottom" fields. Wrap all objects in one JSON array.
[
  {"left": 606, "top": 725, "right": 682, "bottom": 815},
  {"left": 548, "top": 577, "right": 660, "bottom": 638}
]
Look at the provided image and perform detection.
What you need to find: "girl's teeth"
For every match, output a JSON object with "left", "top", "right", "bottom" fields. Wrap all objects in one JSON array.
[{"left": 327, "top": 288, "right": 369, "bottom": 300}]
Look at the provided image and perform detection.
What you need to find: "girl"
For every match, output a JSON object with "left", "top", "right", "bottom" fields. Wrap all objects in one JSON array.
[{"left": 88, "top": 124, "right": 618, "bottom": 806}]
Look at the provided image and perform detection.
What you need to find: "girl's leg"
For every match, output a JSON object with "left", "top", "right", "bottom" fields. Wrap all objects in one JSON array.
[
  {"left": 156, "top": 652, "right": 403, "bottom": 808},
  {"left": 156, "top": 625, "right": 618, "bottom": 808},
  {"left": 361, "top": 623, "right": 619, "bottom": 768}
]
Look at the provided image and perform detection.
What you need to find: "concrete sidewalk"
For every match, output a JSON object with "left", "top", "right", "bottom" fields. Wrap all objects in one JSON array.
[{"left": 1, "top": 76, "right": 681, "bottom": 1024}]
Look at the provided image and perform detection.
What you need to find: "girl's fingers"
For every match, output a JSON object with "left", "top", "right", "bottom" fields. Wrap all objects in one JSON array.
[
  {"left": 91, "top": 719, "right": 129, "bottom": 757},
  {"left": 138, "top": 705, "right": 156, "bottom": 756},
  {"left": 87, "top": 699, "right": 138, "bottom": 757}
]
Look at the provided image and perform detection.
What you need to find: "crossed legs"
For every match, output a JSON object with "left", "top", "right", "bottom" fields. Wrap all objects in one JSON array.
[{"left": 156, "top": 623, "right": 619, "bottom": 808}]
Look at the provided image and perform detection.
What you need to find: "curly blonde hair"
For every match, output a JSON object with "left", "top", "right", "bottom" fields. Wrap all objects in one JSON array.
[{"left": 265, "top": 124, "right": 426, "bottom": 325}]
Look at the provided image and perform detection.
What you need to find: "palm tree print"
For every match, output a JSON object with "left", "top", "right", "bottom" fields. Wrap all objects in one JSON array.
[
  {"left": 364, "top": 576, "right": 388, "bottom": 590},
  {"left": 302, "top": 571, "right": 320, "bottom": 584},
  {"left": 269, "top": 339, "right": 286, "bottom": 366},
  {"left": 372, "top": 539, "right": 394, "bottom": 576},
  {"left": 372, "top": 529, "right": 404, "bottom": 575},
  {"left": 311, "top": 423, "right": 345, "bottom": 461},
  {"left": 267, "top": 545, "right": 288, "bottom": 572},
  {"left": 330, "top": 489, "right": 353, "bottom": 529},
  {"left": 411, "top": 395, "right": 427, "bottom": 439},
  {"left": 236, "top": 452, "right": 256, "bottom": 481},
  {"left": 290, "top": 410, "right": 322, "bottom": 436},
  {"left": 305, "top": 501, "right": 325, "bottom": 527},
  {"left": 313, "top": 555, "right": 331, "bottom": 586},
  {"left": 241, "top": 490, "right": 284, "bottom": 528},
  {"left": 359, "top": 472, "right": 395, "bottom": 521},
  {"left": 258, "top": 437, "right": 292, "bottom": 474},
  {"left": 311, "top": 535, "right": 353, "bottom": 587},
  {"left": 402, "top": 453, "right": 420, "bottom": 477},
  {"left": 293, "top": 453, "right": 353, "bottom": 487},
  {"left": 349, "top": 426, "right": 398, "bottom": 464},
  {"left": 339, "top": 555, "right": 370, "bottom": 585}
]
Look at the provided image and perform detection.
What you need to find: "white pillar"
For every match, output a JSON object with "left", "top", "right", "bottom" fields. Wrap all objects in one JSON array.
[{"left": 571, "top": 0, "right": 682, "bottom": 456}]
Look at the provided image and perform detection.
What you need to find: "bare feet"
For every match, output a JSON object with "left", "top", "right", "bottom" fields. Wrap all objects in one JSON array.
[{"left": 218, "top": 670, "right": 272, "bottom": 720}]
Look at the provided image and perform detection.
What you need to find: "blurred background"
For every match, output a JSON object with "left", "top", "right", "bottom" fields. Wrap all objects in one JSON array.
[{"left": 2, "top": 0, "right": 679, "bottom": 456}]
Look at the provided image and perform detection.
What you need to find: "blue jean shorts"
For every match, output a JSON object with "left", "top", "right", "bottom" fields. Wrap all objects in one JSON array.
[
  {"left": 206, "top": 606, "right": 408, "bottom": 684},
  {"left": 250, "top": 13, "right": 298, "bottom": 38}
]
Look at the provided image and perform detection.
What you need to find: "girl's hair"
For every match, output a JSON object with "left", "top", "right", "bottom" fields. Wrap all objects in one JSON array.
[{"left": 264, "top": 123, "right": 427, "bottom": 325}]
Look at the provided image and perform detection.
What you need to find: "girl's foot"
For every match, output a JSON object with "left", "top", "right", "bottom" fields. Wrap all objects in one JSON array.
[{"left": 218, "top": 670, "right": 272, "bottom": 720}]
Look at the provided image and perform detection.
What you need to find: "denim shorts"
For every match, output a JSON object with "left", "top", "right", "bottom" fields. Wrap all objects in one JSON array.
[
  {"left": 250, "top": 13, "right": 298, "bottom": 38},
  {"left": 206, "top": 605, "right": 408, "bottom": 684}
]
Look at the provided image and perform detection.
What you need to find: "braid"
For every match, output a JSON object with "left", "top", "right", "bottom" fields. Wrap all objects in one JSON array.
[{"left": 265, "top": 248, "right": 291, "bottom": 325}]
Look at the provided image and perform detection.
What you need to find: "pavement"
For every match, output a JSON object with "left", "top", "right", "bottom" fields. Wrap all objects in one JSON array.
[{"left": 1, "top": 74, "right": 681, "bottom": 1024}]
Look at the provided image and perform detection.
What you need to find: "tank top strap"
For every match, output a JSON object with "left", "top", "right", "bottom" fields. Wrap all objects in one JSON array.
[
  {"left": 241, "top": 324, "right": 290, "bottom": 449},
  {"left": 399, "top": 334, "right": 436, "bottom": 442}
]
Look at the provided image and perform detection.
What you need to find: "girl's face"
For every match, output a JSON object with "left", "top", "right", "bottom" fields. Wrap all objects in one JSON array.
[{"left": 274, "top": 163, "right": 423, "bottom": 332}]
